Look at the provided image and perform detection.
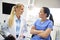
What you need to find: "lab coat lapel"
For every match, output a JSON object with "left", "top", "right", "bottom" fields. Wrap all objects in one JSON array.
[{"left": 19, "top": 18, "right": 24, "bottom": 36}]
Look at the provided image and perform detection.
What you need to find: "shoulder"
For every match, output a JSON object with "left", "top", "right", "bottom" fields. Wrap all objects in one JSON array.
[
  {"left": 47, "top": 19, "right": 53, "bottom": 23},
  {"left": 20, "top": 16, "right": 26, "bottom": 24},
  {"left": 47, "top": 19, "right": 53, "bottom": 25},
  {"left": 21, "top": 17, "right": 26, "bottom": 21}
]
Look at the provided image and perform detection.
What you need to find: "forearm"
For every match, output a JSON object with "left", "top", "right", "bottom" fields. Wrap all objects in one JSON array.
[
  {"left": 38, "top": 31, "right": 48, "bottom": 38},
  {"left": 37, "top": 29, "right": 51, "bottom": 38},
  {"left": 30, "top": 29, "right": 43, "bottom": 35}
]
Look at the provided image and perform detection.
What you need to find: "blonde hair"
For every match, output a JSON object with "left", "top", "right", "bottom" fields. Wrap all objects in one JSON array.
[{"left": 8, "top": 4, "right": 24, "bottom": 27}]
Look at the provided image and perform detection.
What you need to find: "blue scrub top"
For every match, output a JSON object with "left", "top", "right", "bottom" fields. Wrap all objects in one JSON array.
[{"left": 31, "top": 19, "right": 53, "bottom": 40}]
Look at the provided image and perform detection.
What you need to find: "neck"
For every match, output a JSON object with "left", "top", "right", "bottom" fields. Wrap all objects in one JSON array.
[
  {"left": 41, "top": 18, "right": 47, "bottom": 22},
  {"left": 16, "top": 15, "right": 21, "bottom": 20}
]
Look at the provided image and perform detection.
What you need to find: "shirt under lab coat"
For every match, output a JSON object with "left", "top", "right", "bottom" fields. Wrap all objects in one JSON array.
[{"left": 1, "top": 15, "right": 28, "bottom": 40}]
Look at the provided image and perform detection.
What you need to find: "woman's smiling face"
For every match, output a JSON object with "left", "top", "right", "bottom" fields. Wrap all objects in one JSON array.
[{"left": 39, "top": 8, "right": 47, "bottom": 18}]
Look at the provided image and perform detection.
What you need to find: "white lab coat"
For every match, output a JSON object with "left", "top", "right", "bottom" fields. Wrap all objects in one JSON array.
[{"left": 1, "top": 15, "right": 27, "bottom": 40}]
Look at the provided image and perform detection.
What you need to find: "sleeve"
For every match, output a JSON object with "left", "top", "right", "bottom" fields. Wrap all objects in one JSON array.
[
  {"left": 47, "top": 21, "right": 53, "bottom": 30},
  {"left": 34, "top": 22, "right": 36, "bottom": 27},
  {"left": 33, "top": 19, "right": 38, "bottom": 27},
  {"left": 1, "top": 21, "right": 10, "bottom": 37}
]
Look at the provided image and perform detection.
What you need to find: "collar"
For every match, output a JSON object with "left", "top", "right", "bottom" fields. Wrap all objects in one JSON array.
[{"left": 14, "top": 15, "right": 21, "bottom": 22}]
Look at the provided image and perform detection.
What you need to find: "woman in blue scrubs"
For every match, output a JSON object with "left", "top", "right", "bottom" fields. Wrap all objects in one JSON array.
[{"left": 30, "top": 7, "right": 54, "bottom": 40}]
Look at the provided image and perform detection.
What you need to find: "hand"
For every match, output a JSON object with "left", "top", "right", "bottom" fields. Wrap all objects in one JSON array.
[
  {"left": 37, "top": 30, "right": 45, "bottom": 37},
  {"left": 20, "top": 34, "right": 25, "bottom": 38},
  {"left": 20, "top": 34, "right": 25, "bottom": 39}
]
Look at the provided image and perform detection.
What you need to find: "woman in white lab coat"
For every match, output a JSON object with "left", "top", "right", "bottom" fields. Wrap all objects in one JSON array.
[{"left": 1, "top": 3, "right": 27, "bottom": 40}]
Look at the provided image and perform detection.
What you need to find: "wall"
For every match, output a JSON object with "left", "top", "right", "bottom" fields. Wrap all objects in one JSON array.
[
  {"left": 0, "top": 0, "right": 28, "bottom": 24},
  {"left": 34, "top": 0, "right": 60, "bottom": 8}
]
